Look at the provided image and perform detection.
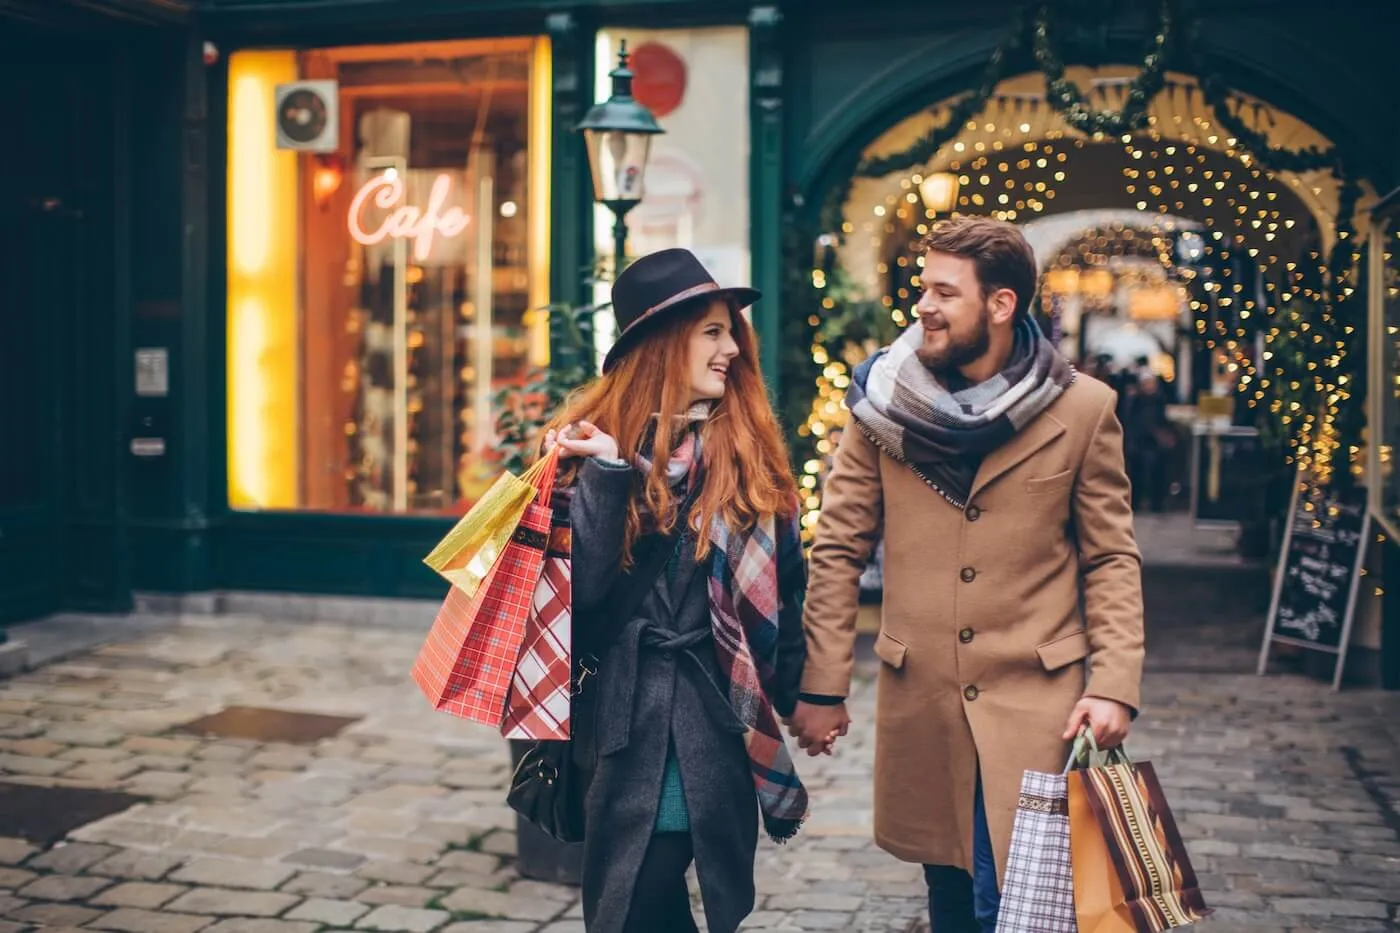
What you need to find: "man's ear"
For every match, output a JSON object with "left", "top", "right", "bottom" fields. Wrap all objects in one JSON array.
[{"left": 989, "top": 287, "right": 1018, "bottom": 325}]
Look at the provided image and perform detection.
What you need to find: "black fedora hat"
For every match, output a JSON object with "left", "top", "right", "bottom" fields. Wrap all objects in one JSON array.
[{"left": 602, "top": 248, "right": 760, "bottom": 373}]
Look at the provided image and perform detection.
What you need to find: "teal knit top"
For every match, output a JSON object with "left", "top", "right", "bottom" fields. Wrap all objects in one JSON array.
[{"left": 654, "top": 743, "right": 689, "bottom": 832}]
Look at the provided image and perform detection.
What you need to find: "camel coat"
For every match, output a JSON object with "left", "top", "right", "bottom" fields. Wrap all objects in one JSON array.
[{"left": 801, "top": 374, "right": 1145, "bottom": 883}]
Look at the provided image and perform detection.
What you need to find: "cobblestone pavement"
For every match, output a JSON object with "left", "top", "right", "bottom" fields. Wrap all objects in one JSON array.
[{"left": 0, "top": 617, "right": 1396, "bottom": 933}]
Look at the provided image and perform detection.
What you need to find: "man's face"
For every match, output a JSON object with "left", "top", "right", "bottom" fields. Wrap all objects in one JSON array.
[{"left": 913, "top": 251, "right": 993, "bottom": 374}]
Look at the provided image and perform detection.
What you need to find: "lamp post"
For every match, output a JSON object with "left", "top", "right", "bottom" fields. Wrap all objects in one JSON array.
[{"left": 577, "top": 40, "right": 664, "bottom": 273}]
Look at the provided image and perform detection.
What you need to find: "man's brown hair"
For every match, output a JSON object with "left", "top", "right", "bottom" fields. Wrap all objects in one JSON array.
[{"left": 918, "top": 216, "right": 1038, "bottom": 320}]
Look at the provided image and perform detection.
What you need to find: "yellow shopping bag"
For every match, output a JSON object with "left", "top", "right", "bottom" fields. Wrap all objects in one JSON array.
[{"left": 423, "top": 451, "right": 558, "bottom": 596}]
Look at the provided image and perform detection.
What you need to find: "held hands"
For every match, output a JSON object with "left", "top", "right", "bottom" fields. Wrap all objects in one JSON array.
[
  {"left": 1062, "top": 696, "right": 1133, "bottom": 747},
  {"left": 785, "top": 701, "right": 851, "bottom": 757},
  {"left": 544, "top": 421, "right": 619, "bottom": 462}
]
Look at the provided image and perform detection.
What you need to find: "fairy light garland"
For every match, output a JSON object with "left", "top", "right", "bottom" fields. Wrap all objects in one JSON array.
[{"left": 1120, "top": 97, "right": 1363, "bottom": 486}]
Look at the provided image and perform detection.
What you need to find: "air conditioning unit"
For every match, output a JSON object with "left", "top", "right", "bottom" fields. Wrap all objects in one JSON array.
[{"left": 274, "top": 80, "right": 339, "bottom": 152}]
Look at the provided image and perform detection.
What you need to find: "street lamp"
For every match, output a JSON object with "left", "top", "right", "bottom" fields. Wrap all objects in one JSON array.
[
  {"left": 577, "top": 40, "right": 665, "bottom": 271},
  {"left": 918, "top": 171, "right": 961, "bottom": 216}
]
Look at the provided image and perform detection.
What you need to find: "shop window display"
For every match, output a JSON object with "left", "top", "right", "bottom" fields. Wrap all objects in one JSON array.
[{"left": 226, "top": 37, "right": 551, "bottom": 514}]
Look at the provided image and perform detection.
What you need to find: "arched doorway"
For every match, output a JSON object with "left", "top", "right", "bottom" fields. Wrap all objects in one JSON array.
[
  {"left": 782, "top": 40, "right": 1386, "bottom": 666},
  {"left": 790, "top": 68, "right": 1375, "bottom": 543}
]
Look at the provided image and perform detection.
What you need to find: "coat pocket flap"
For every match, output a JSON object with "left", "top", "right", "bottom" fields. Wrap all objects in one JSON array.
[
  {"left": 1025, "top": 468, "right": 1074, "bottom": 495},
  {"left": 873, "top": 631, "right": 908, "bottom": 669},
  {"left": 1036, "top": 629, "right": 1090, "bottom": 671}
]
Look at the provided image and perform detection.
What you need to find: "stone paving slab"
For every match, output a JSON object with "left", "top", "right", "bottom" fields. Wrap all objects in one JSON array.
[{"left": 0, "top": 617, "right": 1395, "bottom": 932}]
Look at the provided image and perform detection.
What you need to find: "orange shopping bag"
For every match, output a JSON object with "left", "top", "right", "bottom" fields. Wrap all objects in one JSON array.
[
  {"left": 412, "top": 450, "right": 560, "bottom": 727},
  {"left": 1068, "top": 735, "right": 1210, "bottom": 933}
]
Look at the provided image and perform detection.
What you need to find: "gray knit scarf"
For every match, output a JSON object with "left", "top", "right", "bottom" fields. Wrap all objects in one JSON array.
[{"left": 846, "top": 315, "right": 1074, "bottom": 508}]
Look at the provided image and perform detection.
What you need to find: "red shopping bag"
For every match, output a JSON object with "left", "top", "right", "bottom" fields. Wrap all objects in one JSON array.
[
  {"left": 412, "top": 450, "right": 560, "bottom": 727},
  {"left": 501, "top": 501, "right": 573, "bottom": 741}
]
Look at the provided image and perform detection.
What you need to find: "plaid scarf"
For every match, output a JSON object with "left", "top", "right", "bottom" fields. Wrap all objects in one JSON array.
[
  {"left": 633, "top": 408, "right": 809, "bottom": 843},
  {"left": 847, "top": 315, "right": 1074, "bottom": 507}
]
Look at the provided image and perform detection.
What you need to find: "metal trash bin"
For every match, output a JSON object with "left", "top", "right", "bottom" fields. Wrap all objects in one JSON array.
[{"left": 508, "top": 739, "right": 583, "bottom": 885}]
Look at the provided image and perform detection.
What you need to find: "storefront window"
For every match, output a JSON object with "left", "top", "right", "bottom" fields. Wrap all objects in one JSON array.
[{"left": 227, "top": 37, "right": 552, "bottom": 514}]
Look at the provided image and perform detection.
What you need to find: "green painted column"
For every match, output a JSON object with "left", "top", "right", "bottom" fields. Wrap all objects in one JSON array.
[
  {"left": 126, "top": 30, "right": 214, "bottom": 594},
  {"left": 749, "top": 5, "right": 784, "bottom": 401},
  {"left": 547, "top": 11, "right": 598, "bottom": 380}
]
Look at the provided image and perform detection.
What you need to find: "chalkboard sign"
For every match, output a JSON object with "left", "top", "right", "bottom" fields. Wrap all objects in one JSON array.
[
  {"left": 1257, "top": 475, "right": 1370, "bottom": 690},
  {"left": 1191, "top": 426, "right": 1265, "bottom": 529}
]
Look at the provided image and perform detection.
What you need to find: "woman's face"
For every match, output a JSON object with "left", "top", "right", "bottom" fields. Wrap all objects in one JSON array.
[{"left": 687, "top": 300, "right": 741, "bottom": 404}]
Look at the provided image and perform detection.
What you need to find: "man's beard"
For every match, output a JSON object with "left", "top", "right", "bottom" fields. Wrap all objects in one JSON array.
[{"left": 915, "top": 305, "right": 992, "bottom": 376}]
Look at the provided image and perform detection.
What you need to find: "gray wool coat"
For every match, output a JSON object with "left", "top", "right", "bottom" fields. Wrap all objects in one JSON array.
[{"left": 567, "top": 458, "right": 806, "bottom": 933}]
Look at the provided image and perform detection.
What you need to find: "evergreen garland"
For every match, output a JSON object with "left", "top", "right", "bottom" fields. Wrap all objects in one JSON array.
[{"left": 1034, "top": 0, "right": 1174, "bottom": 136}]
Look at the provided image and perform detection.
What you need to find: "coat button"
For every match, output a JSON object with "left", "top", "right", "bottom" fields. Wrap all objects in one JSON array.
[
  {"left": 960, "top": 567, "right": 977, "bottom": 583},
  {"left": 959, "top": 628, "right": 974, "bottom": 644},
  {"left": 964, "top": 685, "right": 980, "bottom": 701},
  {"left": 966, "top": 505, "right": 981, "bottom": 521}
]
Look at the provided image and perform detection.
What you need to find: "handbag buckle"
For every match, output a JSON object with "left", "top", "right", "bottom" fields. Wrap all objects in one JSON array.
[{"left": 573, "top": 654, "right": 598, "bottom": 696}]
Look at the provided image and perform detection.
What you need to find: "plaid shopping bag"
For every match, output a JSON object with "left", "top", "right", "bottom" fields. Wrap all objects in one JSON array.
[
  {"left": 995, "top": 764, "right": 1078, "bottom": 933},
  {"left": 1069, "top": 754, "right": 1210, "bottom": 933},
  {"left": 412, "top": 451, "right": 560, "bottom": 727},
  {"left": 501, "top": 501, "right": 573, "bottom": 741}
]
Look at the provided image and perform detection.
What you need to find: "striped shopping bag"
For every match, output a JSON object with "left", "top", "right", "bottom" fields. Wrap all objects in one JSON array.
[
  {"left": 1069, "top": 750, "right": 1210, "bottom": 933},
  {"left": 501, "top": 498, "right": 573, "bottom": 741},
  {"left": 412, "top": 450, "right": 560, "bottom": 728}
]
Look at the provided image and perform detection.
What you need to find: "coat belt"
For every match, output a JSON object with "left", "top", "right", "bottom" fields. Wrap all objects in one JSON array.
[{"left": 597, "top": 620, "right": 745, "bottom": 757}]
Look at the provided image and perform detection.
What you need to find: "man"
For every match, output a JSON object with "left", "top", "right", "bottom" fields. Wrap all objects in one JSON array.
[
  {"left": 1123, "top": 372, "right": 1173, "bottom": 513},
  {"left": 789, "top": 217, "right": 1145, "bottom": 933}
]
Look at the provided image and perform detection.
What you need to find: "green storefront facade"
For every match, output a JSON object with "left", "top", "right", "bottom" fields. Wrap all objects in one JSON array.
[{"left": 2, "top": 0, "right": 1398, "bottom": 633}]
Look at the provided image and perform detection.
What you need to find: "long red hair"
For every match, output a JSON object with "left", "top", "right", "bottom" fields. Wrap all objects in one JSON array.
[{"left": 542, "top": 299, "right": 797, "bottom": 561}]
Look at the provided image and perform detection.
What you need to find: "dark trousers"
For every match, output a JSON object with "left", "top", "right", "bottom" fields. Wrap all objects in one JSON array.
[
  {"left": 623, "top": 832, "right": 698, "bottom": 933},
  {"left": 924, "top": 774, "right": 1000, "bottom": 933}
]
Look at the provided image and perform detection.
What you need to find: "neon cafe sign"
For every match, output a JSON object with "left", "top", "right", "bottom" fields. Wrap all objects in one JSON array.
[{"left": 347, "top": 169, "right": 469, "bottom": 261}]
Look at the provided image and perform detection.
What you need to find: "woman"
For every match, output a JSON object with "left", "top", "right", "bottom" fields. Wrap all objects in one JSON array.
[{"left": 541, "top": 248, "right": 816, "bottom": 933}]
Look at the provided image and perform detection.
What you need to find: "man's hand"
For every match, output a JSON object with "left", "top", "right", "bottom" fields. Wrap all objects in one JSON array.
[
  {"left": 786, "top": 700, "right": 851, "bottom": 757},
  {"left": 1062, "top": 696, "right": 1133, "bottom": 747}
]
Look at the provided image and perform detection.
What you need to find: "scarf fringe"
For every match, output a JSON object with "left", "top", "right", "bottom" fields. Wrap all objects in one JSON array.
[{"left": 763, "top": 813, "right": 805, "bottom": 845}]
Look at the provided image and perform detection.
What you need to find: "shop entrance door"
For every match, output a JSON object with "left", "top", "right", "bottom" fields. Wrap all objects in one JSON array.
[{"left": 0, "top": 206, "right": 71, "bottom": 626}]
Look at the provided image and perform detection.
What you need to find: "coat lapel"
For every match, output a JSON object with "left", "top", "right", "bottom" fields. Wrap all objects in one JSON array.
[{"left": 968, "top": 411, "right": 1066, "bottom": 502}]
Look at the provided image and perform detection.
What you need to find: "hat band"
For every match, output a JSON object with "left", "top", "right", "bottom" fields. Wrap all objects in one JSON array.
[{"left": 634, "top": 281, "right": 722, "bottom": 325}]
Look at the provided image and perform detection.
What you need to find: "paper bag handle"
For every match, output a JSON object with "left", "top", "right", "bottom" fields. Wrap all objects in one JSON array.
[
  {"left": 521, "top": 446, "right": 561, "bottom": 508},
  {"left": 1063, "top": 726, "right": 1133, "bottom": 773}
]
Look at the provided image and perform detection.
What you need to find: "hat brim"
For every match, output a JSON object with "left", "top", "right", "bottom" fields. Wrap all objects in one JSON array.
[{"left": 601, "top": 285, "right": 761, "bottom": 374}]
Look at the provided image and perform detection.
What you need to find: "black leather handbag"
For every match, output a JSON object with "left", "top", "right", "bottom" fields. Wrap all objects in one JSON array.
[
  {"left": 507, "top": 737, "right": 588, "bottom": 843},
  {"left": 506, "top": 496, "right": 692, "bottom": 844}
]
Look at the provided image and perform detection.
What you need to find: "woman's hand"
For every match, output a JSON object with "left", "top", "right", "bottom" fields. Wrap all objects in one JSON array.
[{"left": 545, "top": 421, "right": 620, "bottom": 462}]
